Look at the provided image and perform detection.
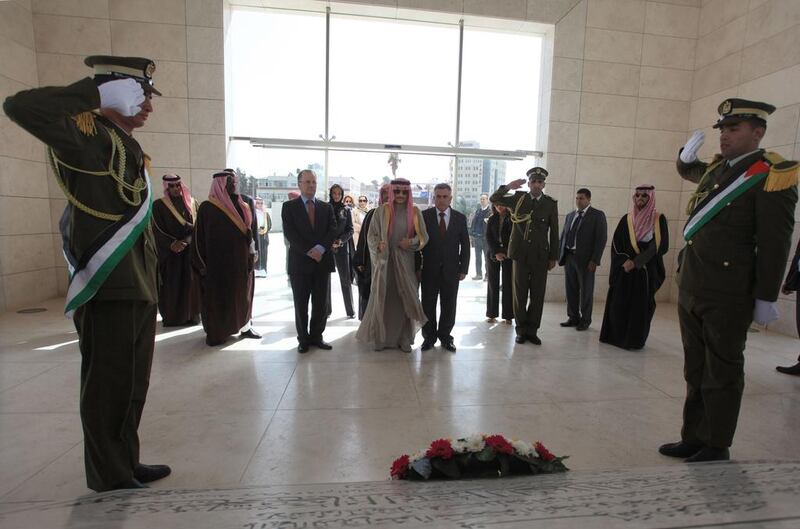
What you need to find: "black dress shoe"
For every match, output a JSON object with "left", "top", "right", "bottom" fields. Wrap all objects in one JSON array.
[
  {"left": 658, "top": 441, "right": 704, "bottom": 458},
  {"left": 312, "top": 340, "right": 333, "bottom": 350},
  {"left": 239, "top": 329, "right": 262, "bottom": 339},
  {"left": 515, "top": 335, "right": 526, "bottom": 344},
  {"left": 297, "top": 343, "right": 309, "bottom": 354},
  {"left": 134, "top": 463, "right": 171, "bottom": 483},
  {"left": 205, "top": 336, "right": 225, "bottom": 346},
  {"left": 442, "top": 340, "right": 456, "bottom": 352},
  {"left": 527, "top": 334, "right": 542, "bottom": 345},
  {"left": 108, "top": 478, "right": 148, "bottom": 491},
  {"left": 575, "top": 322, "right": 589, "bottom": 331},
  {"left": 239, "top": 327, "right": 261, "bottom": 340},
  {"left": 776, "top": 362, "right": 800, "bottom": 376},
  {"left": 685, "top": 447, "right": 730, "bottom": 463},
  {"left": 560, "top": 319, "right": 579, "bottom": 327},
  {"left": 420, "top": 340, "right": 435, "bottom": 351}
]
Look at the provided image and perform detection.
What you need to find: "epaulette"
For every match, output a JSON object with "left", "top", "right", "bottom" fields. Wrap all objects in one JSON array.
[
  {"left": 72, "top": 111, "right": 97, "bottom": 136},
  {"left": 763, "top": 151, "right": 798, "bottom": 192}
]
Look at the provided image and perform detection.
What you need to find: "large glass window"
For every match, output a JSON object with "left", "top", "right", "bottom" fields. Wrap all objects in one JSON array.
[
  {"left": 226, "top": 4, "right": 544, "bottom": 215},
  {"left": 227, "top": 8, "right": 326, "bottom": 140},
  {"left": 328, "top": 16, "right": 459, "bottom": 146}
]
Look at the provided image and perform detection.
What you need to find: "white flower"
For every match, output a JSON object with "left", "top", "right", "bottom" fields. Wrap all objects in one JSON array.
[
  {"left": 451, "top": 439, "right": 469, "bottom": 454},
  {"left": 511, "top": 439, "right": 534, "bottom": 456},
  {"left": 465, "top": 433, "right": 486, "bottom": 452}
]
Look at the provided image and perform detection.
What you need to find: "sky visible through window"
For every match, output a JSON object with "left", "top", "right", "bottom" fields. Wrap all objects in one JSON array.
[{"left": 227, "top": 7, "right": 542, "bottom": 190}]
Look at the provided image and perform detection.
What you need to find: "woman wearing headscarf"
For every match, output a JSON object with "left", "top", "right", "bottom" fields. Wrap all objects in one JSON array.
[
  {"left": 355, "top": 178, "right": 428, "bottom": 352},
  {"left": 328, "top": 184, "right": 355, "bottom": 318},
  {"left": 600, "top": 185, "right": 669, "bottom": 350}
]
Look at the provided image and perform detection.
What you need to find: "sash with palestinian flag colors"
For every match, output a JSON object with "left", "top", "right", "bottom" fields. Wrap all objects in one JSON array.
[
  {"left": 683, "top": 160, "right": 770, "bottom": 241},
  {"left": 62, "top": 172, "right": 153, "bottom": 318}
]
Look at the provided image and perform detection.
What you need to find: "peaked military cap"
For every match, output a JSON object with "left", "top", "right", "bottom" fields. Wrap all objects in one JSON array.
[
  {"left": 713, "top": 98, "right": 774, "bottom": 129},
  {"left": 526, "top": 167, "right": 548, "bottom": 180},
  {"left": 85, "top": 55, "right": 162, "bottom": 96}
]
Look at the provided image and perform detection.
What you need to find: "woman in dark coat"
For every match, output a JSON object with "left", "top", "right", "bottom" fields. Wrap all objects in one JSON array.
[{"left": 484, "top": 204, "right": 514, "bottom": 324}]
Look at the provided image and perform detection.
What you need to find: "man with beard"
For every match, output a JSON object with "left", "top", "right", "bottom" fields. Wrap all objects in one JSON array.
[
  {"left": 356, "top": 179, "right": 428, "bottom": 352},
  {"left": 152, "top": 174, "right": 200, "bottom": 326},
  {"left": 193, "top": 171, "right": 261, "bottom": 346},
  {"left": 599, "top": 186, "right": 668, "bottom": 349}
]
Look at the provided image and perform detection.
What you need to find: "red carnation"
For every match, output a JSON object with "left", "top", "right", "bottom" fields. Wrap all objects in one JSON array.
[
  {"left": 390, "top": 455, "right": 410, "bottom": 479},
  {"left": 535, "top": 441, "right": 556, "bottom": 462},
  {"left": 426, "top": 438, "right": 455, "bottom": 459},
  {"left": 485, "top": 434, "right": 513, "bottom": 454}
]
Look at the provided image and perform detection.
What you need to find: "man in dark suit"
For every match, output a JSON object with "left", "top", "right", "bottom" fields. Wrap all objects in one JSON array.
[
  {"left": 417, "top": 183, "right": 470, "bottom": 352},
  {"left": 558, "top": 188, "right": 607, "bottom": 331},
  {"left": 282, "top": 169, "right": 338, "bottom": 353}
]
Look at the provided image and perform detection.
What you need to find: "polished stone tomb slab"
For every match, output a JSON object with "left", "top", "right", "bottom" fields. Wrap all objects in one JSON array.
[{"left": 2, "top": 461, "right": 799, "bottom": 529}]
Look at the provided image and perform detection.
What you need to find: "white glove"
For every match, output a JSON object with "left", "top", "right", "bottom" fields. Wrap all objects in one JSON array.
[
  {"left": 98, "top": 78, "right": 145, "bottom": 117},
  {"left": 679, "top": 130, "right": 705, "bottom": 163},
  {"left": 753, "top": 299, "right": 779, "bottom": 326}
]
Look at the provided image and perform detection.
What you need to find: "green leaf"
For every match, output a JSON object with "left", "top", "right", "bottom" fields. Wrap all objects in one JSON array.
[
  {"left": 498, "top": 454, "right": 510, "bottom": 477},
  {"left": 476, "top": 446, "right": 496, "bottom": 462},
  {"left": 431, "top": 457, "right": 461, "bottom": 479},
  {"left": 410, "top": 458, "right": 432, "bottom": 479}
]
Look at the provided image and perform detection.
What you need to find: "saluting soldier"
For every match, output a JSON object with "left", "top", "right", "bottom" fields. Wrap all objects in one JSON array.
[
  {"left": 3, "top": 56, "right": 171, "bottom": 491},
  {"left": 659, "top": 98, "right": 798, "bottom": 463},
  {"left": 490, "top": 168, "right": 559, "bottom": 345}
]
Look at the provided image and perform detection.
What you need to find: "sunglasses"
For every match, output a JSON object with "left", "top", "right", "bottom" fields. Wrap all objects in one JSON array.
[
  {"left": 634, "top": 193, "right": 649, "bottom": 198},
  {"left": 358, "top": 199, "right": 367, "bottom": 202},
  {"left": 167, "top": 183, "right": 181, "bottom": 188},
  {"left": 393, "top": 189, "right": 409, "bottom": 195}
]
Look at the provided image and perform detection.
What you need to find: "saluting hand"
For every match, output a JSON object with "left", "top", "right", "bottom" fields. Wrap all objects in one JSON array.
[
  {"left": 98, "top": 78, "right": 145, "bottom": 117},
  {"left": 506, "top": 178, "right": 527, "bottom": 190}
]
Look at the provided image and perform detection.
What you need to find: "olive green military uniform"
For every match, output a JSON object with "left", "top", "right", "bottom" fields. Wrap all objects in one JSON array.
[
  {"left": 4, "top": 77, "right": 159, "bottom": 491},
  {"left": 490, "top": 187, "right": 559, "bottom": 338},
  {"left": 676, "top": 149, "right": 797, "bottom": 449}
]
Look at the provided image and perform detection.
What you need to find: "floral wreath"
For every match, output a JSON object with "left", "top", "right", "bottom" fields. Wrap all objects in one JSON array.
[{"left": 391, "top": 433, "right": 568, "bottom": 480}]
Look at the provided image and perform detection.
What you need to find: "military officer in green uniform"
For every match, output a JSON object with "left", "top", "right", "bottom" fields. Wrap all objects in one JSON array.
[
  {"left": 3, "top": 56, "right": 172, "bottom": 491},
  {"left": 659, "top": 98, "right": 798, "bottom": 462},
  {"left": 490, "top": 167, "right": 559, "bottom": 345}
]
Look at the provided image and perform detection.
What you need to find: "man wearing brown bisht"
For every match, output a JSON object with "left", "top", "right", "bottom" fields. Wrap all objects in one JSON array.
[
  {"left": 152, "top": 174, "right": 201, "bottom": 326},
  {"left": 193, "top": 171, "right": 260, "bottom": 346}
]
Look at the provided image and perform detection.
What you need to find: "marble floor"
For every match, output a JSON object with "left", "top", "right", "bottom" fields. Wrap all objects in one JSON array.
[{"left": 1, "top": 243, "right": 799, "bottom": 509}]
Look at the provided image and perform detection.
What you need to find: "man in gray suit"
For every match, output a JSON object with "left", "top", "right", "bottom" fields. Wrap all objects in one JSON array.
[{"left": 558, "top": 188, "right": 607, "bottom": 331}]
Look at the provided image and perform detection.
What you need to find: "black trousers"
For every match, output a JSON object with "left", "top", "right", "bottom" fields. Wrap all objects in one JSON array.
[
  {"left": 329, "top": 248, "right": 354, "bottom": 317},
  {"left": 256, "top": 234, "right": 268, "bottom": 272},
  {"left": 74, "top": 299, "right": 157, "bottom": 492},
  {"left": 678, "top": 290, "right": 752, "bottom": 448},
  {"left": 421, "top": 267, "right": 460, "bottom": 342},
  {"left": 486, "top": 257, "right": 513, "bottom": 319},
  {"left": 290, "top": 270, "right": 330, "bottom": 345},
  {"left": 473, "top": 238, "right": 485, "bottom": 277},
  {"left": 564, "top": 252, "right": 596, "bottom": 324},
  {"left": 356, "top": 274, "right": 371, "bottom": 320}
]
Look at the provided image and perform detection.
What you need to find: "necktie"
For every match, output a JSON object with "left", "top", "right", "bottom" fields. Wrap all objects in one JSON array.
[
  {"left": 306, "top": 199, "right": 315, "bottom": 228},
  {"left": 566, "top": 210, "right": 583, "bottom": 249},
  {"left": 439, "top": 211, "right": 446, "bottom": 238}
]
